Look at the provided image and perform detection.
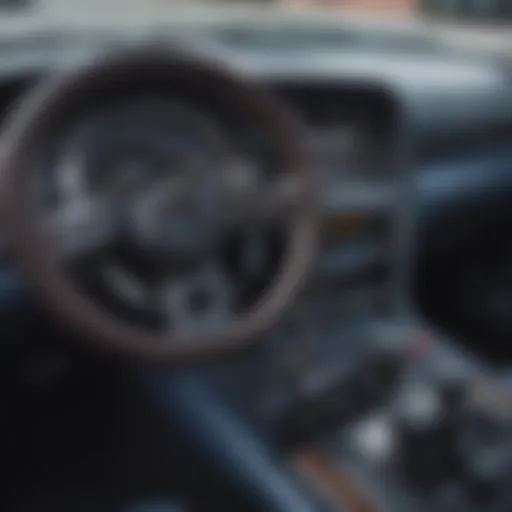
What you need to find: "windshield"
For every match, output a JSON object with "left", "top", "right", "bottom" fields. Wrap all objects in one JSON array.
[{"left": 0, "top": 1, "right": 510, "bottom": 59}]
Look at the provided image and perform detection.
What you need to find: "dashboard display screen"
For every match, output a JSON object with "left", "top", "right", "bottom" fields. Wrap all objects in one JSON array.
[
  {"left": 307, "top": 121, "right": 393, "bottom": 186},
  {"left": 273, "top": 83, "right": 397, "bottom": 184}
]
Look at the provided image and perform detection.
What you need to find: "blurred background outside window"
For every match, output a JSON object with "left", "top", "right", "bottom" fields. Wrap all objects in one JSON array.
[{"left": 2, "top": 0, "right": 512, "bottom": 21}]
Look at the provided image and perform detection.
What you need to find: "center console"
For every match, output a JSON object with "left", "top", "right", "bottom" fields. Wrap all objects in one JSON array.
[{"left": 284, "top": 322, "right": 512, "bottom": 512}]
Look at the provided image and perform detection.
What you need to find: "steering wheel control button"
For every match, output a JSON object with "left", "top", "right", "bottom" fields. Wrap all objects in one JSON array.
[{"left": 46, "top": 197, "right": 118, "bottom": 260}]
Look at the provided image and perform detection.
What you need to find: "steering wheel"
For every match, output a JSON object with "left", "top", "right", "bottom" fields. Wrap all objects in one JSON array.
[{"left": 0, "top": 47, "right": 317, "bottom": 361}]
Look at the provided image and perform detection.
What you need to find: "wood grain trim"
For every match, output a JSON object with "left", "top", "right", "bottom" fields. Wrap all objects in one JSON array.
[{"left": 294, "top": 446, "right": 377, "bottom": 512}]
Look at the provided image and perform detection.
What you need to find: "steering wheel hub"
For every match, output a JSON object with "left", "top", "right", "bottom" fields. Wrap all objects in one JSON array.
[{"left": 130, "top": 174, "right": 223, "bottom": 263}]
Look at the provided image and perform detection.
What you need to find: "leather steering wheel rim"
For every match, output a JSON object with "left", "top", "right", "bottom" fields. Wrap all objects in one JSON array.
[{"left": 0, "top": 47, "right": 317, "bottom": 361}]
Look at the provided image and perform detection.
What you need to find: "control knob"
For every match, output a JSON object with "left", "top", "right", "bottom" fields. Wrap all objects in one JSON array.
[{"left": 396, "top": 374, "right": 470, "bottom": 490}]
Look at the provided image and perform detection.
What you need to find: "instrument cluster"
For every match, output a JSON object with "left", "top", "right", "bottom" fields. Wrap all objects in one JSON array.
[{"left": 273, "top": 82, "right": 398, "bottom": 188}]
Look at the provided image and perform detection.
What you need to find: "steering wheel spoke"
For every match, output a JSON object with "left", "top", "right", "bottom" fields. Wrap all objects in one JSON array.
[
  {"left": 45, "top": 196, "right": 119, "bottom": 260},
  {"left": 226, "top": 174, "right": 305, "bottom": 224}
]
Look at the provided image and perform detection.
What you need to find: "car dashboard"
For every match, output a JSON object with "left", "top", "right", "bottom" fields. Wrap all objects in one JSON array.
[{"left": 1, "top": 25, "right": 512, "bottom": 512}]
